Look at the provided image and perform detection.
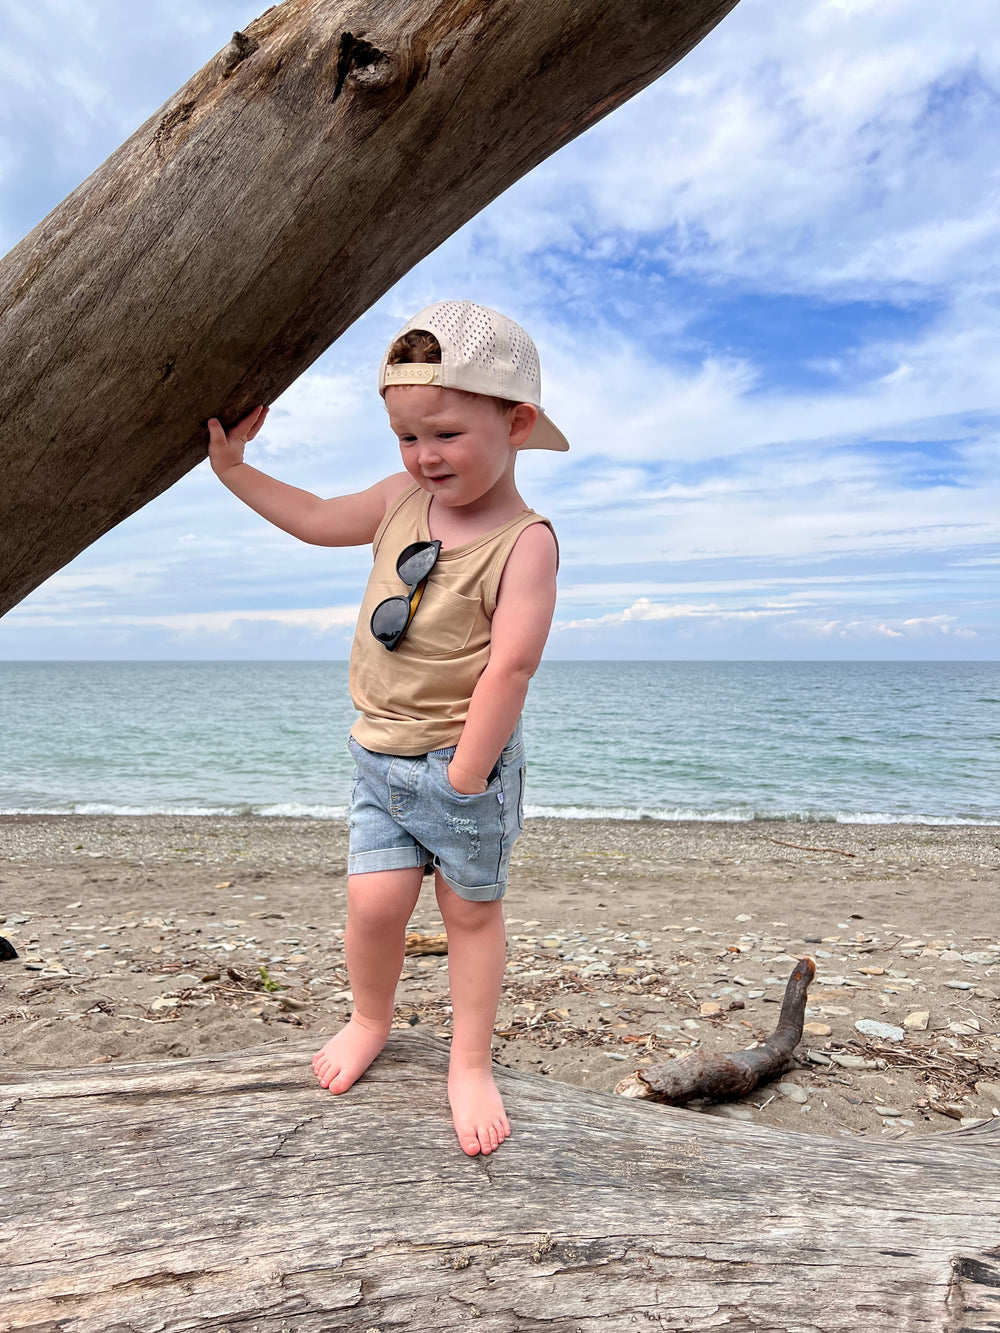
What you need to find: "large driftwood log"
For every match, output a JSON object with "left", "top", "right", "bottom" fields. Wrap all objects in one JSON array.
[
  {"left": 0, "top": 0, "right": 739, "bottom": 615},
  {"left": 3, "top": 1034, "right": 999, "bottom": 1332}
]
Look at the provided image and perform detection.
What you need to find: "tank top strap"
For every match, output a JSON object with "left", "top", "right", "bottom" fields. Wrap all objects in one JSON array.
[
  {"left": 481, "top": 512, "right": 557, "bottom": 618},
  {"left": 372, "top": 483, "right": 425, "bottom": 560}
]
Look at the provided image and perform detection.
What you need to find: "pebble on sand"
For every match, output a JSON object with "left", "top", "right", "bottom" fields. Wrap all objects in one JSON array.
[
  {"left": 855, "top": 1018, "right": 905, "bottom": 1041},
  {"left": 777, "top": 1082, "right": 809, "bottom": 1104}
]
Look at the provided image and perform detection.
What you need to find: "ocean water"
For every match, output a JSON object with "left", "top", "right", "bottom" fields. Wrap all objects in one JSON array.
[{"left": 0, "top": 660, "right": 997, "bottom": 824}]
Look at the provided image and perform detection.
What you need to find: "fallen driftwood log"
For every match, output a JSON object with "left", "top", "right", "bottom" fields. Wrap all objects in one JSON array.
[
  {"left": 616, "top": 956, "right": 816, "bottom": 1104},
  {"left": 0, "top": 0, "right": 739, "bottom": 614},
  {"left": 4, "top": 1034, "right": 999, "bottom": 1331}
]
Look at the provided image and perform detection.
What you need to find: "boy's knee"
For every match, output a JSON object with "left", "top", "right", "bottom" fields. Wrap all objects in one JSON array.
[{"left": 437, "top": 881, "right": 503, "bottom": 931}]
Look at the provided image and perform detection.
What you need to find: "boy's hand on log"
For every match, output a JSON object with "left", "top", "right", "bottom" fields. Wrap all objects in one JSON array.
[{"left": 207, "top": 406, "right": 268, "bottom": 473}]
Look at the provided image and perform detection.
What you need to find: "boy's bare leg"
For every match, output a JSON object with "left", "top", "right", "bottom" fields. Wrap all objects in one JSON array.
[
  {"left": 434, "top": 874, "right": 510, "bottom": 1156},
  {"left": 313, "top": 866, "right": 422, "bottom": 1094}
]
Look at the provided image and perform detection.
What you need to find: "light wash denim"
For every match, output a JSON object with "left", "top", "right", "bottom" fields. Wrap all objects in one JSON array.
[{"left": 347, "top": 722, "right": 525, "bottom": 901}]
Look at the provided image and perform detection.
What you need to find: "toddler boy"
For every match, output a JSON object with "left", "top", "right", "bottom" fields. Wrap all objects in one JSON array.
[{"left": 208, "top": 300, "right": 564, "bottom": 1155}]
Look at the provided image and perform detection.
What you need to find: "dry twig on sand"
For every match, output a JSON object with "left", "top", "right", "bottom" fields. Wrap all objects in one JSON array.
[
  {"left": 616, "top": 957, "right": 816, "bottom": 1104},
  {"left": 758, "top": 837, "right": 857, "bottom": 857},
  {"left": 405, "top": 932, "right": 449, "bottom": 956}
]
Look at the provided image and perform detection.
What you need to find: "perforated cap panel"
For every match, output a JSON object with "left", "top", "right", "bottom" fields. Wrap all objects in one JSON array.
[{"left": 378, "top": 299, "right": 569, "bottom": 451}]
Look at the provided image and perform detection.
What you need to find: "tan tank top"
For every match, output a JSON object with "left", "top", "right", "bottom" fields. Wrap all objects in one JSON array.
[{"left": 349, "top": 484, "right": 555, "bottom": 755}]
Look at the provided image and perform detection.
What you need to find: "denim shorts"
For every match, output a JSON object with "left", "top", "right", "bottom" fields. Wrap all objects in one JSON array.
[{"left": 347, "top": 723, "right": 526, "bottom": 902}]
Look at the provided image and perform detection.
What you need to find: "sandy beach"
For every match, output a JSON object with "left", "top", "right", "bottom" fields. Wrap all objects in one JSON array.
[{"left": 2, "top": 813, "right": 998, "bottom": 1140}]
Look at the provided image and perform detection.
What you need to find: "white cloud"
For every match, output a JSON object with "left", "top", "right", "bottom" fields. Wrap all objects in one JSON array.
[
  {"left": 790, "top": 612, "right": 978, "bottom": 640},
  {"left": 104, "top": 606, "right": 358, "bottom": 636},
  {"left": 2, "top": 0, "right": 998, "bottom": 659},
  {"left": 486, "top": 0, "right": 1000, "bottom": 300},
  {"left": 555, "top": 597, "right": 797, "bottom": 632}
]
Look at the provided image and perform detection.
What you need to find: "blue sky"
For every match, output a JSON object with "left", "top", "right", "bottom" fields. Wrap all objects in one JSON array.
[{"left": 1, "top": 0, "right": 998, "bottom": 661}]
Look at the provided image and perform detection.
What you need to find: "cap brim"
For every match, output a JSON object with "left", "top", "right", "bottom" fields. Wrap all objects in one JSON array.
[{"left": 521, "top": 410, "right": 569, "bottom": 452}]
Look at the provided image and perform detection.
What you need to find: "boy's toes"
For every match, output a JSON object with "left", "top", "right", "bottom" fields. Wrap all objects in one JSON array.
[
  {"left": 474, "top": 1122, "right": 500, "bottom": 1155},
  {"left": 459, "top": 1130, "right": 483, "bottom": 1157}
]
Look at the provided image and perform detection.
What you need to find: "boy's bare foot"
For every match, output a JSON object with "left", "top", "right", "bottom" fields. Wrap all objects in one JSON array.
[
  {"left": 312, "top": 1014, "right": 391, "bottom": 1094},
  {"left": 448, "top": 1063, "right": 511, "bottom": 1156}
]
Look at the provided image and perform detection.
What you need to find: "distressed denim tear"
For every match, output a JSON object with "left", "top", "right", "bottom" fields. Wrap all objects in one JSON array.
[{"left": 447, "top": 814, "right": 481, "bottom": 862}]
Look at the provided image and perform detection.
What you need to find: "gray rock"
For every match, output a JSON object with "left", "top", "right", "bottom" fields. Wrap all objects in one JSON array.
[
  {"left": 777, "top": 1082, "right": 808, "bottom": 1104},
  {"left": 713, "top": 1103, "right": 754, "bottom": 1121},
  {"left": 948, "top": 1020, "right": 981, "bottom": 1036},
  {"left": 855, "top": 1019, "right": 905, "bottom": 1041}
]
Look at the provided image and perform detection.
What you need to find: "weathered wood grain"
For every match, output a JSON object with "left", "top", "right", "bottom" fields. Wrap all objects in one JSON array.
[
  {"left": 0, "top": 0, "right": 740, "bottom": 614},
  {"left": 3, "top": 1034, "right": 998, "bottom": 1331}
]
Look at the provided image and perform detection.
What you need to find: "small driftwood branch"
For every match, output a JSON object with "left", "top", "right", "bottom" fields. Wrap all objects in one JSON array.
[
  {"left": 404, "top": 931, "right": 449, "bottom": 956},
  {"left": 616, "top": 956, "right": 816, "bottom": 1104},
  {"left": 760, "top": 837, "right": 857, "bottom": 857}
]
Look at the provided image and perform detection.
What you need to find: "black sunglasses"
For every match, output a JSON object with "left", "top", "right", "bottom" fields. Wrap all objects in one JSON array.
[{"left": 370, "top": 540, "right": 442, "bottom": 651}]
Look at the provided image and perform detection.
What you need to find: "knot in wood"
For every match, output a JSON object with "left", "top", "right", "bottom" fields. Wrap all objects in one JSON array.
[
  {"left": 530, "top": 1233, "right": 554, "bottom": 1263},
  {"left": 221, "top": 30, "right": 260, "bottom": 78},
  {"left": 333, "top": 32, "right": 391, "bottom": 100}
]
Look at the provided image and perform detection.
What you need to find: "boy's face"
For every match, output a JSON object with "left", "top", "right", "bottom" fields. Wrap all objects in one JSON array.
[{"left": 385, "top": 385, "right": 537, "bottom": 511}]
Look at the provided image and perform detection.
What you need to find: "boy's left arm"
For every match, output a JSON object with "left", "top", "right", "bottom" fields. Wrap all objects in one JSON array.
[{"left": 447, "top": 523, "right": 558, "bottom": 795}]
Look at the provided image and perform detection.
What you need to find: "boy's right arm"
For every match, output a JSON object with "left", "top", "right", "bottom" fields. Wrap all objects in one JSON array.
[{"left": 208, "top": 406, "right": 409, "bottom": 547}]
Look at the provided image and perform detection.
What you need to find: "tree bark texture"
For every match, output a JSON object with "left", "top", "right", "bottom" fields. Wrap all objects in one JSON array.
[
  {"left": 3, "top": 1034, "right": 999, "bottom": 1332},
  {"left": 0, "top": 0, "right": 740, "bottom": 615}
]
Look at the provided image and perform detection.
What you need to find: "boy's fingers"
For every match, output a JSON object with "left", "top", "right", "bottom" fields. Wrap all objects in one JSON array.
[
  {"left": 246, "top": 406, "right": 268, "bottom": 440},
  {"left": 207, "top": 406, "right": 266, "bottom": 446}
]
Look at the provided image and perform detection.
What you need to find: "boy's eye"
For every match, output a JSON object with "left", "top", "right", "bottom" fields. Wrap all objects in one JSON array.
[{"left": 437, "top": 432, "right": 459, "bottom": 440}]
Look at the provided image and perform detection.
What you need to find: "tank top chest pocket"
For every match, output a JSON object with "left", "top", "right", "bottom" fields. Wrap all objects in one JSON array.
[{"left": 404, "top": 582, "right": 483, "bottom": 655}]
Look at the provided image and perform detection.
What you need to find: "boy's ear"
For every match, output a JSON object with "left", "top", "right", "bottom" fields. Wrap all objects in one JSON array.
[{"left": 509, "top": 402, "right": 539, "bottom": 449}]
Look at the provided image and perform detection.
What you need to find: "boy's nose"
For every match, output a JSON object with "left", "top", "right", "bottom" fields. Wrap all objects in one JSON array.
[{"left": 415, "top": 441, "right": 442, "bottom": 465}]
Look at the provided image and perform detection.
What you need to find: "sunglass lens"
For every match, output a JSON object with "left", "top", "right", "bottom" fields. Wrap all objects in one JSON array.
[
  {"left": 370, "top": 595, "right": 411, "bottom": 644},
  {"left": 396, "top": 541, "right": 440, "bottom": 586}
]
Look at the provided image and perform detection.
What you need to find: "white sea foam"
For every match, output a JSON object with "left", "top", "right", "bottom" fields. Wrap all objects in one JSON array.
[
  {"left": 525, "top": 805, "right": 996, "bottom": 825},
  {"left": 0, "top": 801, "right": 348, "bottom": 819},
  {"left": 256, "top": 803, "right": 348, "bottom": 819},
  {"left": 524, "top": 804, "right": 755, "bottom": 822},
  {"left": 832, "top": 811, "right": 990, "bottom": 826},
  {"left": 0, "top": 801, "right": 994, "bottom": 826}
]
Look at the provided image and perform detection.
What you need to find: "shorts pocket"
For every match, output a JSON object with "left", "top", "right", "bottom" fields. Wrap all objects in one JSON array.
[{"left": 432, "top": 748, "right": 499, "bottom": 800}]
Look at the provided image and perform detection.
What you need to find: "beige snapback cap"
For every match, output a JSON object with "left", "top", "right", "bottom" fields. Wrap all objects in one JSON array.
[{"left": 378, "top": 299, "right": 569, "bottom": 452}]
